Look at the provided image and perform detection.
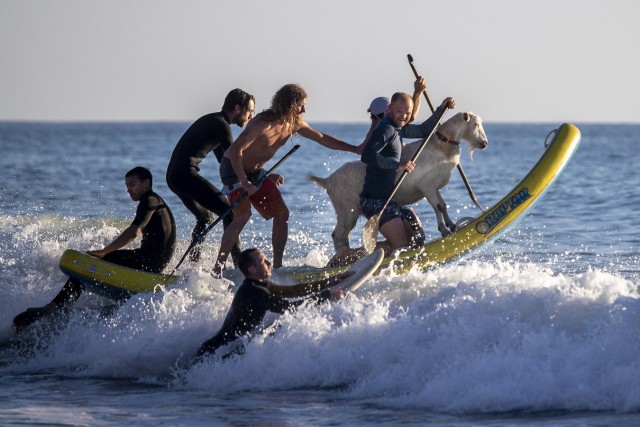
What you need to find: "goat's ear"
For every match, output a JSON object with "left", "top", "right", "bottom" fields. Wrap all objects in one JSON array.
[{"left": 463, "top": 112, "right": 470, "bottom": 122}]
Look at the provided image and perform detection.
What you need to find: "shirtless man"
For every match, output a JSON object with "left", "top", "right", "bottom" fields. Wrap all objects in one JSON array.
[{"left": 215, "top": 84, "right": 363, "bottom": 274}]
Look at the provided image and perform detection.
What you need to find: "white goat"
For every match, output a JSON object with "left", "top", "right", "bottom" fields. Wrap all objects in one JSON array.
[{"left": 309, "top": 112, "right": 488, "bottom": 253}]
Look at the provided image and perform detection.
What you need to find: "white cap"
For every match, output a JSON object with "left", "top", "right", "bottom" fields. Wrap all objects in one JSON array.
[{"left": 367, "top": 97, "right": 389, "bottom": 116}]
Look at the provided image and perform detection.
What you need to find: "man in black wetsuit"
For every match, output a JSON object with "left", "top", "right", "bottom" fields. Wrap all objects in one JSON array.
[
  {"left": 13, "top": 167, "right": 176, "bottom": 332},
  {"left": 166, "top": 88, "right": 255, "bottom": 265},
  {"left": 196, "top": 248, "right": 347, "bottom": 359}
]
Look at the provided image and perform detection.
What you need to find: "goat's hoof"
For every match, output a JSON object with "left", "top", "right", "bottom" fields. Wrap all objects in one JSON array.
[
  {"left": 327, "top": 247, "right": 367, "bottom": 267},
  {"left": 439, "top": 228, "right": 452, "bottom": 237}
]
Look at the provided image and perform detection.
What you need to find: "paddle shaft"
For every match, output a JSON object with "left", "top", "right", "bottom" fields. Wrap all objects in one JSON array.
[
  {"left": 167, "top": 144, "right": 301, "bottom": 277},
  {"left": 407, "top": 54, "right": 484, "bottom": 211}
]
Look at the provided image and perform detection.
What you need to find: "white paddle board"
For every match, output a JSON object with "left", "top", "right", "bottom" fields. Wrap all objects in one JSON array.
[{"left": 337, "top": 248, "right": 384, "bottom": 292}]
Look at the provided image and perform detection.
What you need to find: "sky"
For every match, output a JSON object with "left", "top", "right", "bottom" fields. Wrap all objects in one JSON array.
[{"left": 1, "top": 0, "right": 639, "bottom": 123}]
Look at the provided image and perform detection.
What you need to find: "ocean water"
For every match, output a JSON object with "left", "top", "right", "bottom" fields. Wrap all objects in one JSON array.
[{"left": 0, "top": 120, "right": 639, "bottom": 426}]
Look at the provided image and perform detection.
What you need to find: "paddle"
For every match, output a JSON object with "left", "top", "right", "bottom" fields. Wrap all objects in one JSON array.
[
  {"left": 407, "top": 54, "right": 484, "bottom": 211},
  {"left": 167, "top": 144, "right": 301, "bottom": 277},
  {"left": 362, "top": 107, "right": 449, "bottom": 253}
]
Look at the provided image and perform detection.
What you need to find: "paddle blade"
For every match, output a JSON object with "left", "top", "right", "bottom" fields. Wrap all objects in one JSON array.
[{"left": 362, "top": 215, "right": 380, "bottom": 254}]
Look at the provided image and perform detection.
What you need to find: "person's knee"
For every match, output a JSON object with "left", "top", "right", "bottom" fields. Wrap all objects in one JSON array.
[
  {"left": 273, "top": 205, "right": 289, "bottom": 221},
  {"left": 233, "top": 210, "right": 252, "bottom": 227},
  {"left": 380, "top": 217, "right": 409, "bottom": 249}
]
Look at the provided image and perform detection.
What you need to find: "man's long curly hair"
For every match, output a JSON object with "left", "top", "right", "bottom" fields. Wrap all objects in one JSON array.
[{"left": 259, "top": 84, "right": 307, "bottom": 132}]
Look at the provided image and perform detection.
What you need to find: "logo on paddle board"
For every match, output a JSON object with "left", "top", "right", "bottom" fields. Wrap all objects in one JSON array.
[{"left": 476, "top": 188, "right": 531, "bottom": 234}]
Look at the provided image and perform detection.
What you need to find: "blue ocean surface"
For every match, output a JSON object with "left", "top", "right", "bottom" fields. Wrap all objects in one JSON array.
[{"left": 0, "top": 120, "right": 639, "bottom": 426}]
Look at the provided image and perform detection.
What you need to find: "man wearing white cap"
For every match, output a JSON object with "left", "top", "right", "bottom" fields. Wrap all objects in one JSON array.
[
  {"left": 363, "top": 76, "right": 427, "bottom": 146},
  {"left": 367, "top": 96, "right": 390, "bottom": 120}
]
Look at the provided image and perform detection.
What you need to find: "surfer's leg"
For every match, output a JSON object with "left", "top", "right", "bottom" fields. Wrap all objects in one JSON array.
[
  {"left": 12, "top": 277, "right": 84, "bottom": 332},
  {"left": 170, "top": 174, "right": 242, "bottom": 265},
  {"left": 190, "top": 215, "right": 212, "bottom": 263},
  {"left": 400, "top": 206, "right": 425, "bottom": 247},
  {"left": 220, "top": 343, "right": 246, "bottom": 361},
  {"left": 249, "top": 177, "right": 289, "bottom": 269},
  {"left": 176, "top": 191, "right": 213, "bottom": 263},
  {"left": 271, "top": 214, "right": 289, "bottom": 269},
  {"left": 196, "top": 331, "right": 235, "bottom": 359},
  {"left": 214, "top": 192, "right": 252, "bottom": 276},
  {"left": 51, "top": 278, "right": 84, "bottom": 306},
  {"left": 378, "top": 202, "right": 409, "bottom": 251},
  {"left": 223, "top": 214, "right": 242, "bottom": 267},
  {"left": 187, "top": 174, "right": 243, "bottom": 266},
  {"left": 379, "top": 217, "right": 410, "bottom": 251},
  {"left": 103, "top": 250, "right": 150, "bottom": 271},
  {"left": 12, "top": 304, "right": 60, "bottom": 332}
]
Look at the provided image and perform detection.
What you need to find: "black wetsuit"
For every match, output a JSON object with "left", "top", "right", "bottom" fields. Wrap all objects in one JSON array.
[
  {"left": 13, "top": 191, "right": 176, "bottom": 331},
  {"left": 53, "top": 190, "right": 176, "bottom": 305},
  {"left": 197, "top": 279, "right": 332, "bottom": 357},
  {"left": 166, "top": 111, "right": 241, "bottom": 262}
]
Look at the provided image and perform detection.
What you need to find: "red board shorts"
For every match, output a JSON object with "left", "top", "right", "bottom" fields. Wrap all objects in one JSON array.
[{"left": 228, "top": 175, "right": 287, "bottom": 220}]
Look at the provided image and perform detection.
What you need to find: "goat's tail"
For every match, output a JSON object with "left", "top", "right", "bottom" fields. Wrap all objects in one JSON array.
[{"left": 307, "top": 175, "right": 327, "bottom": 188}]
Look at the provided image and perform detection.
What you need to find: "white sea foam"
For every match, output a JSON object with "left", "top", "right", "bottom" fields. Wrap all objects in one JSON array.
[
  {"left": 1, "top": 121, "right": 639, "bottom": 423},
  {"left": 3, "top": 216, "right": 640, "bottom": 413}
]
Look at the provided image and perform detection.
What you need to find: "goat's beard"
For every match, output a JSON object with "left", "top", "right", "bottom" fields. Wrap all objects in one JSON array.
[{"left": 468, "top": 145, "right": 475, "bottom": 160}]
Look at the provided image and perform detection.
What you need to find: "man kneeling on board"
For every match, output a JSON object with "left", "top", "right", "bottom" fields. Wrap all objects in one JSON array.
[
  {"left": 360, "top": 93, "right": 455, "bottom": 252},
  {"left": 327, "top": 93, "right": 428, "bottom": 267},
  {"left": 196, "top": 248, "right": 348, "bottom": 360},
  {"left": 13, "top": 166, "right": 177, "bottom": 332}
]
